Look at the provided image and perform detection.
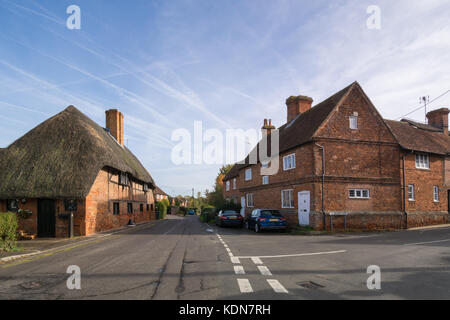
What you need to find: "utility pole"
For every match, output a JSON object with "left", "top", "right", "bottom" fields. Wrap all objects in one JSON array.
[
  {"left": 420, "top": 96, "right": 430, "bottom": 122},
  {"left": 192, "top": 188, "right": 194, "bottom": 208}
]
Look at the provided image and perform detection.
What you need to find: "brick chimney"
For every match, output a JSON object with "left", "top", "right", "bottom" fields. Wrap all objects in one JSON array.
[
  {"left": 286, "top": 95, "right": 313, "bottom": 123},
  {"left": 105, "top": 109, "right": 124, "bottom": 145},
  {"left": 261, "top": 118, "right": 276, "bottom": 136},
  {"left": 426, "top": 108, "right": 449, "bottom": 135}
]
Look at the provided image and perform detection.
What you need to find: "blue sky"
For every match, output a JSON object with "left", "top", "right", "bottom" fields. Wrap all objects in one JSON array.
[{"left": 1, "top": 0, "right": 450, "bottom": 196}]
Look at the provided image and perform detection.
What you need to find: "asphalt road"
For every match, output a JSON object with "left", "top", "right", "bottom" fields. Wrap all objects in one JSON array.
[{"left": 0, "top": 215, "right": 449, "bottom": 300}]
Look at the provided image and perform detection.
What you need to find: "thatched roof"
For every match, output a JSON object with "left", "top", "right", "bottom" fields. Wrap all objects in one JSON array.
[{"left": 0, "top": 106, "right": 154, "bottom": 199}]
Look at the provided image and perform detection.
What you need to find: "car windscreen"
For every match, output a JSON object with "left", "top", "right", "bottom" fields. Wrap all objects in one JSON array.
[
  {"left": 222, "top": 211, "right": 238, "bottom": 216},
  {"left": 260, "top": 210, "right": 282, "bottom": 217}
]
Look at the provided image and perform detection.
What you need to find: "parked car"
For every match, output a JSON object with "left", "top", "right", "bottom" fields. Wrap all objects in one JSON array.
[
  {"left": 187, "top": 209, "right": 196, "bottom": 215},
  {"left": 245, "top": 209, "right": 287, "bottom": 233},
  {"left": 215, "top": 210, "right": 244, "bottom": 228}
]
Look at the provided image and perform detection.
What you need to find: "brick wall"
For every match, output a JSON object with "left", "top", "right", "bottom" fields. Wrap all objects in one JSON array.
[
  {"left": 402, "top": 152, "right": 449, "bottom": 227},
  {"left": 84, "top": 168, "right": 155, "bottom": 235}
]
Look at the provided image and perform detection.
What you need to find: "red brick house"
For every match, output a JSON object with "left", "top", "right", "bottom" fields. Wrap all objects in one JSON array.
[
  {"left": 223, "top": 82, "right": 450, "bottom": 230},
  {"left": 155, "top": 186, "right": 169, "bottom": 201},
  {"left": 0, "top": 106, "right": 156, "bottom": 237}
]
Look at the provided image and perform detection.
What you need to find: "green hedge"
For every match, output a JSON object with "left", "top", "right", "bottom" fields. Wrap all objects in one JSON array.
[
  {"left": 156, "top": 198, "right": 170, "bottom": 219},
  {"left": 0, "top": 212, "right": 18, "bottom": 252}
]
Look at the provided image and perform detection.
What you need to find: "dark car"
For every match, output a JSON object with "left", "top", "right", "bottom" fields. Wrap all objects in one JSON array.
[
  {"left": 215, "top": 210, "right": 244, "bottom": 228},
  {"left": 245, "top": 209, "right": 287, "bottom": 233}
]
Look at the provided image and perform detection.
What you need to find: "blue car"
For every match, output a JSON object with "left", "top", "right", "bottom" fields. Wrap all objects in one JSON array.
[
  {"left": 187, "top": 209, "right": 196, "bottom": 215},
  {"left": 245, "top": 209, "right": 287, "bottom": 233}
]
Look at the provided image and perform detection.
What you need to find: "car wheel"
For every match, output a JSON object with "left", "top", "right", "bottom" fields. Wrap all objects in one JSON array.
[{"left": 255, "top": 223, "right": 260, "bottom": 233}]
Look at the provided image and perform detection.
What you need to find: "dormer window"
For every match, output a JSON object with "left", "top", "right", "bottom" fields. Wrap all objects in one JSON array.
[
  {"left": 349, "top": 115, "right": 358, "bottom": 129},
  {"left": 119, "top": 172, "right": 129, "bottom": 186},
  {"left": 143, "top": 184, "right": 149, "bottom": 192}
]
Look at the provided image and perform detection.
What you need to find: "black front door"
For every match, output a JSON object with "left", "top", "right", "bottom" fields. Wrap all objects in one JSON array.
[{"left": 38, "top": 199, "right": 56, "bottom": 237}]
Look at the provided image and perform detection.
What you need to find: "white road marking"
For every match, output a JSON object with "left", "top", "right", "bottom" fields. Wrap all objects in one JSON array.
[
  {"left": 267, "top": 279, "right": 288, "bottom": 293},
  {"left": 251, "top": 257, "right": 263, "bottom": 264},
  {"left": 234, "top": 265, "right": 245, "bottom": 275},
  {"left": 231, "top": 257, "right": 240, "bottom": 264},
  {"left": 404, "top": 238, "right": 450, "bottom": 246},
  {"left": 239, "top": 250, "right": 347, "bottom": 259},
  {"left": 228, "top": 252, "right": 234, "bottom": 257},
  {"left": 237, "top": 279, "right": 253, "bottom": 293},
  {"left": 226, "top": 248, "right": 231, "bottom": 253},
  {"left": 257, "top": 266, "right": 272, "bottom": 276}
]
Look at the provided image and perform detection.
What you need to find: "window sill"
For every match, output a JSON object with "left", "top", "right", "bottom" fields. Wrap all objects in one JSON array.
[{"left": 415, "top": 167, "right": 430, "bottom": 170}]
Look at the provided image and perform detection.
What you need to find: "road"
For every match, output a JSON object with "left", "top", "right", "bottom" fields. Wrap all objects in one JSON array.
[{"left": 0, "top": 215, "right": 449, "bottom": 299}]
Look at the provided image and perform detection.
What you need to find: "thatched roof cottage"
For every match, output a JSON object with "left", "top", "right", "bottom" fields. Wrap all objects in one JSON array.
[{"left": 0, "top": 106, "right": 156, "bottom": 237}]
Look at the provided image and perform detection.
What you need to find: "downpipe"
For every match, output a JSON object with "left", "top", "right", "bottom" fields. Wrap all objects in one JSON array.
[{"left": 315, "top": 143, "right": 326, "bottom": 231}]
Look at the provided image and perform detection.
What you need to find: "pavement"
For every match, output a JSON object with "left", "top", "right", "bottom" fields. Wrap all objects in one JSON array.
[{"left": 0, "top": 214, "right": 449, "bottom": 300}]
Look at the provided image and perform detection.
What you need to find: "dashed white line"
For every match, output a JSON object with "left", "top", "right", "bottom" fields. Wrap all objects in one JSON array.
[
  {"left": 251, "top": 257, "right": 263, "bottom": 264},
  {"left": 231, "top": 257, "right": 240, "bottom": 264},
  {"left": 257, "top": 265, "right": 272, "bottom": 276},
  {"left": 237, "top": 279, "right": 253, "bottom": 293},
  {"left": 267, "top": 279, "right": 288, "bottom": 293},
  {"left": 234, "top": 266, "right": 245, "bottom": 275}
]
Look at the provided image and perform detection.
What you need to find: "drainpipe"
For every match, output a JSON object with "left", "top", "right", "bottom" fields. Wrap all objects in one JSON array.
[
  {"left": 315, "top": 143, "right": 326, "bottom": 230},
  {"left": 402, "top": 154, "right": 408, "bottom": 229}
]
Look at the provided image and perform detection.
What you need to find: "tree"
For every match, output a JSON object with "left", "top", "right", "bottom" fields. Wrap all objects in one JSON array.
[{"left": 208, "top": 164, "right": 233, "bottom": 209}]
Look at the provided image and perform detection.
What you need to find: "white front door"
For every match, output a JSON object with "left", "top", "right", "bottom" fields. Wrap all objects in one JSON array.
[
  {"left": 298, "top": 191, "right": 310, "bottom": 226},
  {"left": 240, "top": 196, "right": 246, "bottom": 217}
]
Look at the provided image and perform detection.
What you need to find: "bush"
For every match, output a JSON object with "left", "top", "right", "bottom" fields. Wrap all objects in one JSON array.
[
  {"left": 0, "top": 212, "right": 18, "bottom": 252},
  {"left": 156, "top": 198, "right": 170, "bottom": 219}
]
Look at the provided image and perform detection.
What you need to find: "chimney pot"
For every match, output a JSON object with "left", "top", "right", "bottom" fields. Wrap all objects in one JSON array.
[{"left": 286, "top": 95, "right": 313, "bottom": 123}]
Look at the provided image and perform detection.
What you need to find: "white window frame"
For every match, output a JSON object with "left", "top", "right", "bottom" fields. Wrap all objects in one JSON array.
[
  {"left": 246, "top": 193, "right": 254, "bottom": 207},
  {"left": 407, "top": 184, "right": 415, "bottom": 201},
  {"left": 283, "top": 154, "right": 296, "bottom": 171},
  {"left": 262, "top": 161, "right": 269, "bottom": 169},
  {"left": 433, "top": 186, "right": 439, "bottom": 202},
  {"left": 415, "top": 153, "right": 429, "bottom": 169},
  {"left": 245, "top": 168, "right": 252, "bottom": 181},
  {"left": 233, "top": 178, "right": 236, "bottom": 189},
  {"left": 349, "top": 115, "right": 358, "bottom": 129},
  {"left": 262, "top": 176, "right": 269, "bottom": 185},
  {"left": 349, "top": 189, "right": 370, "bottom": 199},
  {"left": 281, "top": 189, "right": 294, "bottom": 208},
  {"left": 225, "top": 181, "right": 230, "bottom": 191}
]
